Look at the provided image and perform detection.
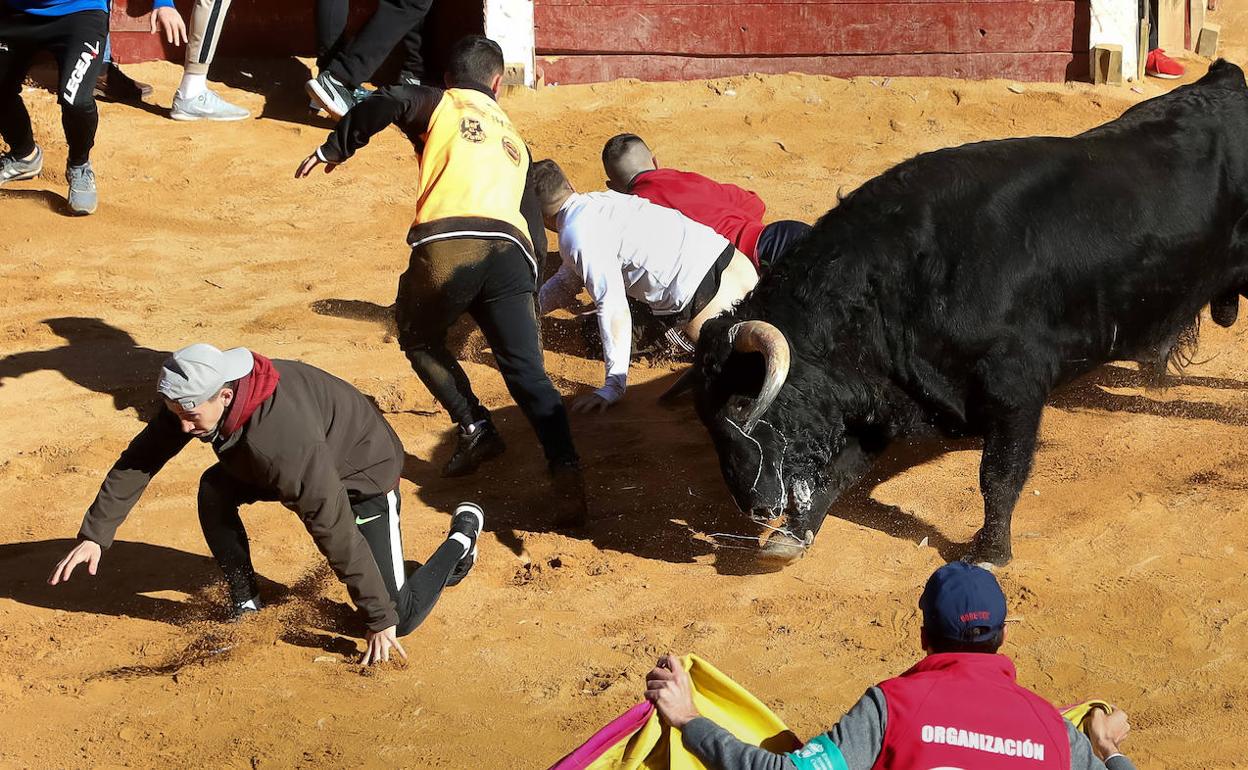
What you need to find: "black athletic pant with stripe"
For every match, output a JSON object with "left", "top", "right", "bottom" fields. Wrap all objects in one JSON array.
[
  {"left": 314, "top": 0, "right": 426, "bottom": 81},
  {"left": 197, "top": 464, "right": 460, "bottom": 635},
  {"left": 0, "top": 9, "right": 106, "bottom": 167},
  {"left": 315, "top": 0, "right": 426, "bottom": 83},
  {"left": 395, "top": 237, "right": 580, "bottom": 469}
]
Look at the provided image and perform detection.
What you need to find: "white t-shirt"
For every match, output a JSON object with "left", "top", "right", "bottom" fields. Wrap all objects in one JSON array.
[{"left": 538, "top": 190, "right": 730, "bottom": 403}]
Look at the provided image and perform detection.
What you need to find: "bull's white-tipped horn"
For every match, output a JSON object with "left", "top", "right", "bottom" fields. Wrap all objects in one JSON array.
[{"left": 730, "top": 320, "right": 791, "bottom": 429}]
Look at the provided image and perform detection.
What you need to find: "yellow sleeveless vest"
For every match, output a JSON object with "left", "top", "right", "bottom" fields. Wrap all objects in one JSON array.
[{"left": 413, "top": 88, "right": 532, "bottom": 251}]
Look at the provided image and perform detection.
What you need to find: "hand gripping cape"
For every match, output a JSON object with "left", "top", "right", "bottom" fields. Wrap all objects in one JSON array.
[{"left": 548, "top": 654, "right": 819, "bottom": 770}]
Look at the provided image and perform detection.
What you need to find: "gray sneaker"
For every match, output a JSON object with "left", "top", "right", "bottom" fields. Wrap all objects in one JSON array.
[
  {"left": 0, "top": 146, "right": 43, "bottom": 186},
  {"left": 66, "top": 162, "right": 97, "bottom": 215},
  {"left": 170, "top": 88, "right": 251, "bottom": 121},
  {"left": 305, "top": 70, "right": 357, "bottom": 120}
]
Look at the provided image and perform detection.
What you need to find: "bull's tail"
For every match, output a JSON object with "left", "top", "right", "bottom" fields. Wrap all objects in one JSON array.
[{"left": 1167, "top": 318, "right": 1202, "bottom": 372}]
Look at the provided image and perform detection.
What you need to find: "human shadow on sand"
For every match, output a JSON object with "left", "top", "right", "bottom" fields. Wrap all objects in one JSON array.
[
  {"left": 0, "top": 539, "right": 366, "bottom": 661},
  {"left": 0, "top": 187, "right": 67, "bottom": 213},
  {"left": 0, "top": 317, "right": 169, "bottom": 420},
  {"left": 393, "top": 372, "right": 971, "bottom": 575},
  {"left": 394, "top": 356, "right": 1248, "bottom": 574}
]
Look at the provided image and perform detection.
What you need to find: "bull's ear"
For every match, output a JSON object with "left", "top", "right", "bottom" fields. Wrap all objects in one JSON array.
[
  {"left": 694, "top": 317, "right": 740, "bottom": 379},
  {"left": 695, "top": 317, "right": 768, "bottom": 400}
]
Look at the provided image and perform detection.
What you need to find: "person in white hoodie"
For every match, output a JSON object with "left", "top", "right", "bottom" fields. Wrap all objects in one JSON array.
[{"left": 530, "top": 158, "right": 758, "bottom": 412}]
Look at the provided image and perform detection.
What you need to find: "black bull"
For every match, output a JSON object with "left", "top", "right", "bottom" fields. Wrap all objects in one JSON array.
[{"left": 690, "top": 61, "right": 1248, "bottom": 567}]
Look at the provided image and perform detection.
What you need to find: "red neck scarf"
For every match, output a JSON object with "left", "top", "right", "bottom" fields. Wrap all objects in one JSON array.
[{"left": 220, "top": 353, "right": 280, "bottom": 437}]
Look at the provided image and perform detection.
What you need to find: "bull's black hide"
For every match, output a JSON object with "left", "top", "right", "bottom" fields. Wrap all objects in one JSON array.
[{"left": 692, "top": 60, "right": 1248, "bottom": 566}]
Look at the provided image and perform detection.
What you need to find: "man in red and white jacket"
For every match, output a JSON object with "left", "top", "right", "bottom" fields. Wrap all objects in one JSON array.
[
  {"left": 645, "top": 562, "right": 1137, "bottom": 770},
  {"left": 602, "top": 133, "right": 811, "bottom": 271}
]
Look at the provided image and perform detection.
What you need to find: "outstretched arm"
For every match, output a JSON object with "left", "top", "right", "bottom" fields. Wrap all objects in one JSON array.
[
  {"left": 576, "top": 248, "right": 631, "bottom": 412},
  {"left": 681, "top": 687, "right": 886, "bottom": 770},
  {"left": 50, "top": 411, "right": 191, "bottom": 585},
  {"left": 297, "top": 85, "right": 442, "bottom": 177}
]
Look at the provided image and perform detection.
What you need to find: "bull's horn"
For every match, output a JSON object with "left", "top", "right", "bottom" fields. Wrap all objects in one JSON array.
[{"left": 730, "top": 320, "right": 791, "bottom": 428}]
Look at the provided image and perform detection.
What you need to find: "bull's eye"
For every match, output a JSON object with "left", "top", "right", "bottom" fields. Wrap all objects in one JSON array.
[{"left": 727, "top": 396, "right": 754, "bottom": 425}]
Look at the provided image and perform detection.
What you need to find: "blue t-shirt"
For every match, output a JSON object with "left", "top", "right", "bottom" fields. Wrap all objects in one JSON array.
[{"left": 6, "top": 0, "right": 171, "bottom": 17}]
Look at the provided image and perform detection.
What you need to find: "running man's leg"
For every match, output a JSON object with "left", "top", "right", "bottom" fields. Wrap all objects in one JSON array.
[
  {"left": 326, "top": 0, "right": 433, "bottom": 88},
  {"left": 394, "top": 11, "right": 425, "bottom": 84},
  {"left": 0, "top": 12, "right": 40, "bottom": 168},
  {"left": 471, "top": 244, "right": 579, "bottom": 469},
  {"left": 395, "top": 240, "right": 491, "bottom": 428},
  {"left": 314, "top": 0, "right": 351, "bottom": 70},
  {"left": 198, "top": 463, "right": 272, "bottom": 613},
  {"left": 351, "top": 491, "right": 477, "bottom": 636},
  {"left": 49, "top": 11, "right": 107, "bottom": 167},
  {"left": 46, "top": 10, "right": 107, "bottom": 214},
  {"left": 170, "top": 0, "right": 249, "bottom": 120}
]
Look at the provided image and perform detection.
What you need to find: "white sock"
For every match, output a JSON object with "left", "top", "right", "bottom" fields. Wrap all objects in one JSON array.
[
  {"left": 178, "top": 72, "right": 208, "bottom": 99},
  {"left": 449, "top": 532, "right": 472, "bottom": 557}
]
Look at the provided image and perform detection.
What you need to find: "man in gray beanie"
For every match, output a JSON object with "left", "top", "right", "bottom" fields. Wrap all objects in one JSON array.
[{"left": 48, "top": 343, "right": 483, "bottom": 665}]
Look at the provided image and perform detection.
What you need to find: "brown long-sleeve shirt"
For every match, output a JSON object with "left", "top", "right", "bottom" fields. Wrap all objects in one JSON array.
[{"left": 79, "top": 360, "right": 406, "bottom": 631}]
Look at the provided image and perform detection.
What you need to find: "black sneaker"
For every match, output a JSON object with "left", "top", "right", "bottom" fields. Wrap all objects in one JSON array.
[
  {"left": 550, "top": 461, "right": 588, "bottom": 528},
  {"left": 305, "top": 70, "right": 357, "bottom": 120},
  {"left": 442, "top": 420, "right": 505, "bottom": 477},
  {"left": 94, "top": 62, "right": 153, "bottom": 103},
  {"left": 445, "top": 502, "right": 484, "bottom": 587}
]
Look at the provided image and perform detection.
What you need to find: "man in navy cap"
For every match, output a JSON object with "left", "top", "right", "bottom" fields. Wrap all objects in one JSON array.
[
  {"left": 643, "top": 562, "right": 1139, "bottom": 770},
  {"left": 47, "top": 342, "right": 484, "bottom": 665}
]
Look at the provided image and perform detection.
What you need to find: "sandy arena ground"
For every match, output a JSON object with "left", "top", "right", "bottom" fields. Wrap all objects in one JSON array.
[{"left": 3, "top": 8, "right": 1248, "bottom": 768}]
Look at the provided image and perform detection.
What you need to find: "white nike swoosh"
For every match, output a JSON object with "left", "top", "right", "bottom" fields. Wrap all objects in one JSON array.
[{"left": 355, "top": 514, "right": 382, "bottom": 525}]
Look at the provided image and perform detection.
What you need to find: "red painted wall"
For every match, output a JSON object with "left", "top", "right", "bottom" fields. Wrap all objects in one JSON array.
[{"left": 535, "top": 0, "right": 1092, "bottom": 83}]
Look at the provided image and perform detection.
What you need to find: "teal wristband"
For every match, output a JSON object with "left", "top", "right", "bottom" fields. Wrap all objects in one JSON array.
[{"left": 787, "top": 734, "right": 849, "bottom": 770}]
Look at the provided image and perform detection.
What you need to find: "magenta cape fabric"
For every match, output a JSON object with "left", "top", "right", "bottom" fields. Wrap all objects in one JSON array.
[{"left": 549, "top": 702, "right": 655, "bottom": 770}]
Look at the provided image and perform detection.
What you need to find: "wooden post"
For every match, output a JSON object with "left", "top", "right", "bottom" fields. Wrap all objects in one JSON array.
[
  {"left": 1157, "top": 0, "right": 1185, "bottom": 53},
  {"left": 1138, "top": 17, "right": 1150, "bottom": 80},
  {"left": 1092, "top": 44, "right": 1124, "bottom": 85},
  {"left": 1197, "top": 23, "right": 1221, "bottom": 57},
  {"left": 1190, "top": 0, "right": 1206, "bottom": 50}
]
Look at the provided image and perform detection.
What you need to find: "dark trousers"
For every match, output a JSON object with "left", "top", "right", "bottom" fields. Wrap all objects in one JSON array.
[
  {"left": 396, "top": 237, "right": 579, "bottom": 468},
  {"left": 321, "top": 0, "right": 432, "bottom": 87},
  {"left": 1140, "top": 0, "right": 1159, "bottom": 50},
  {"left": 0, "top": 9, "right": 107, "bottom": 166},
  {"left": 197, "top": 464, "right": 459, "bottom": 635},
  {"left": 755, "top": 220, "right": 812, "bottom": 270}
]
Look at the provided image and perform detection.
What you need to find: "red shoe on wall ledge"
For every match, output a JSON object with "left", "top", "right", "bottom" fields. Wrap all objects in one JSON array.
[{"left": 1146, "top": 49, "right": 1185, "bottom": 79}]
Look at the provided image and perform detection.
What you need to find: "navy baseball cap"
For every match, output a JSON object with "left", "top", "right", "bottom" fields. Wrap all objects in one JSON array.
[{"left": 919, "top": 562, "right": 1007, "bottom": 643}]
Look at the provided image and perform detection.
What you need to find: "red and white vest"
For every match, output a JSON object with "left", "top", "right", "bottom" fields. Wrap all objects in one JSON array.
[{"left": 872, "top": 653, "right": 1070, "bottom": 770}]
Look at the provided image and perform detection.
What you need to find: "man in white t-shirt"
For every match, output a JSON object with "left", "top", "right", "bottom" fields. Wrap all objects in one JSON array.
[{"left": 530, "top": 159, "right": 758, "bottom": 412}]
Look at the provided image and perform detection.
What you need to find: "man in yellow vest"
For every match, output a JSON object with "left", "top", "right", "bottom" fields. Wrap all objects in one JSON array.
[{"left": 296, "top": 35, "right": 585, "bottom": 524}]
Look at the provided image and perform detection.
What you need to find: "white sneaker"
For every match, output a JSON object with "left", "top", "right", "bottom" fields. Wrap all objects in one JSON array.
[{"left": 170, "top": 89, "right": 251, "bottom": 121}]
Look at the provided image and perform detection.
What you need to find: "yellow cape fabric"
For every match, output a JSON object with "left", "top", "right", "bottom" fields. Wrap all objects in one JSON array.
[
  {"left": 587, "top": 654, "right": 801, "bottom": 770},
  {"left": 1061, "top": 699, "right": 1113, "bottom": 732}
]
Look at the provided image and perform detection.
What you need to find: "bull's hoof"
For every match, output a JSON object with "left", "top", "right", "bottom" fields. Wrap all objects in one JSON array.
[
  {"left": 1211, "top": 295, "right": 1240, "bottom": 328},
  {"left": 963, "top": 532, "right": 1012, "bottom": 567},
  {"left": 757, "top": 529, "right": 811, "bottom": 566}
]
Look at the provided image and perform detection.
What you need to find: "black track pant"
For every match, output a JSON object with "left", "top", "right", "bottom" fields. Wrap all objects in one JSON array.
[
  {"left": 396, "top": 237, "right": 579, "bottom": 468},
  {"left": 197, "top": 464, "right": 460, "bottom": 636},
  {"left": 321, "top": 0, "right": 432, "bottom": 87},
  {"left": 755, "top": 220, "right": 812, "bottom": 270},
  {"left": 0, "top": 9, "right": 106, "bottom": 166}
]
